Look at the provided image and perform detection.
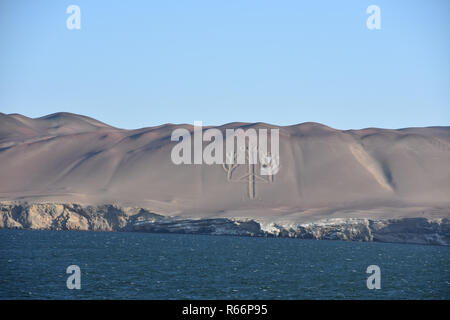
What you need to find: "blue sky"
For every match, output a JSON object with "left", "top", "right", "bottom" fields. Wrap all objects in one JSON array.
[{"left": 1, "top": 0, "right": 449, "bottom": 129}]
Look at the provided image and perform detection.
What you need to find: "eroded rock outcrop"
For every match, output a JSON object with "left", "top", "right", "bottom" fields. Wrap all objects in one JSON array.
[
  {"left": 0, "top": 202, "right": 162, "bottom": 231},
  {"left": 262, "top": 218, "right": 450, "bottom": 246},
  {"left": 1, "top": 202, "right": 449, "bottom": 246}
]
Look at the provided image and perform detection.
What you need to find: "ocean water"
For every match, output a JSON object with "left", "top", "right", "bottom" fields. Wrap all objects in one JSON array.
[{"left": 0, "top": 229, "right": 449, "bottom": 299}]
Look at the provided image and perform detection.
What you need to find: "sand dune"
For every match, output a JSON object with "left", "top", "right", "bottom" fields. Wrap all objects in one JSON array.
[{"left": 0, "top": 112, "right": 448, "bottom": 223}]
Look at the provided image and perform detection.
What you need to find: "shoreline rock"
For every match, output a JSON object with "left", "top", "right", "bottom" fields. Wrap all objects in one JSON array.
[{"left": 1, "top": 202, "right": 449, "bottom": 246}]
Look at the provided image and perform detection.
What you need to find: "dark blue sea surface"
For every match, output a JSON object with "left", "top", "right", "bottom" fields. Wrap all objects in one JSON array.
[{"left": 0, "top": 229, "right": 449, "bottom": 299}]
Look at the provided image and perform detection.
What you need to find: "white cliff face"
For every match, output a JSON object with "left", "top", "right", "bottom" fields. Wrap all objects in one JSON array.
[{"left": 1, "top": 202, "right": 449, "bottom": 246}]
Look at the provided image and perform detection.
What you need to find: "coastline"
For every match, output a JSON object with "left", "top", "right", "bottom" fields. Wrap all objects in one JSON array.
[{"left": 1, "top": 202, "right": 448, "bottom": 246}]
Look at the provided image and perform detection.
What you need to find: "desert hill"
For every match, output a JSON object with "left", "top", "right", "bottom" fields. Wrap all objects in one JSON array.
[{"left": 0, "top": 112, "right": 448, "bottom": 225}]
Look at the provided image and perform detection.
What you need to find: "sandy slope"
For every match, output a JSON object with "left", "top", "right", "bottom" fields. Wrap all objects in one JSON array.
[{"left": 0, "top": 112, "right": 448, "bottom": 224}]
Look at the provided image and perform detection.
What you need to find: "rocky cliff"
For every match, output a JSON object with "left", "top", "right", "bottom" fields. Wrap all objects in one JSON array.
[{"left": 1, "top": 202, "right": 448, "bottom": 246}]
